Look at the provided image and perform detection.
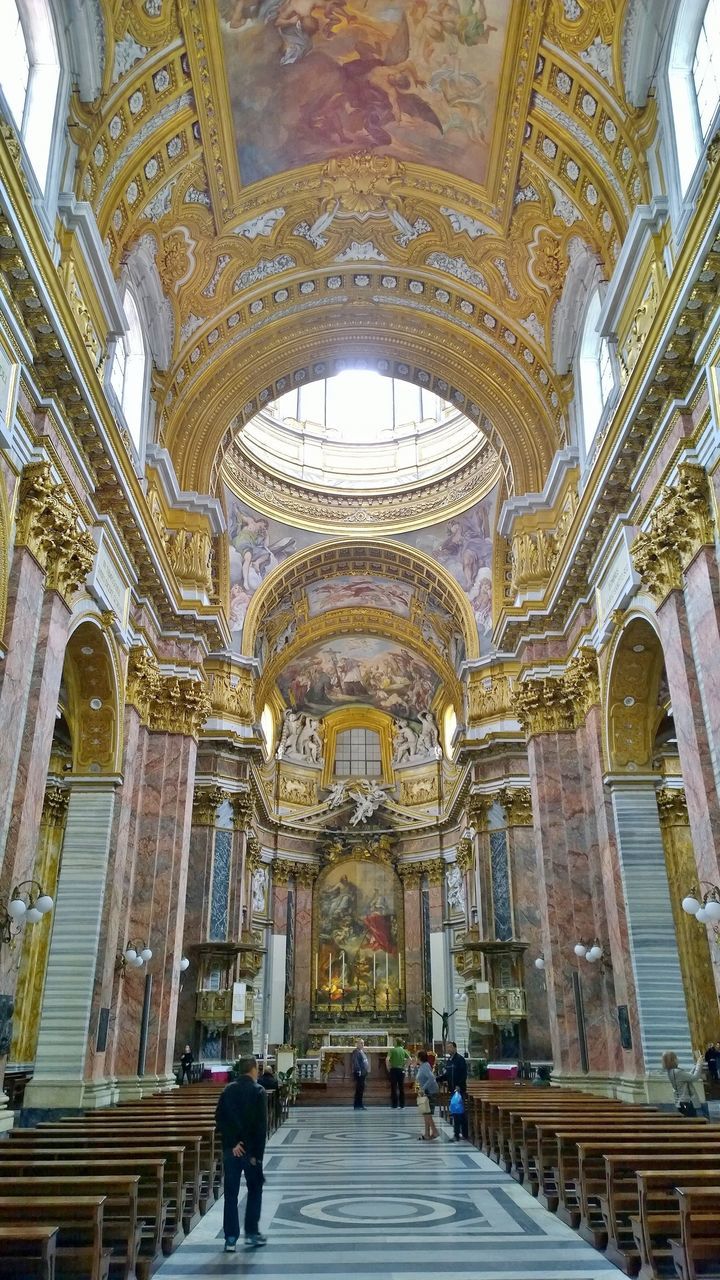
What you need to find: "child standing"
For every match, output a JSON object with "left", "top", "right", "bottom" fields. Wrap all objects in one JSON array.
[{"left": 449, "top": 1086, "right": 465, "bottom": 1141}]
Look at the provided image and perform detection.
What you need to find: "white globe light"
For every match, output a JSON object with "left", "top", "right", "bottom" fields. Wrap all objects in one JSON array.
[
  {"left": 587, "top": 945, "right": 603, "bottom": 962},
  {"left": 574, "top": 943, "right": 587, "bottom": 957},
  {"left": 696, "top": 906, "right": 710, "bottom": 923},
  {"left": 180, "top": 957, "right": 190, "bottom": 971},
  {"left": 25, "top": 907, "right": 43, "bottom": 924},
  {"left": 704, "top": 900, "right": 720, "bottom": 923},
  {"left": 682, "top": 895, "right": 701, "bottom": 915},
  {"left": 140, "top": 948, "right": 153, "bottom": 962},
  {"left": 534, "top": 957, "right": 545, "bottom": 970},
  {"left": 35, "top": 895, "right": 53, "bottom": 914},
  {"left": 124, "top": 948, "right": 137, "bottom": 962},
  {"left": 8, "top": 899, "right": 27, "bottom": 920},
  {"left": 132, "top": 955, "right": 144, "bottom": 968}
]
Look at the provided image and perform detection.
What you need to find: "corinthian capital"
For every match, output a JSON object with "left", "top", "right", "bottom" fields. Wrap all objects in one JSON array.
[
  {"left": 511, "top": 675, "right": 575, "bottom": 737},
  {"left": 126, "top": 646, "right": 161, "bottom": 724},
  {"left": 632, "top": 465, "right": 715, "bottom": 602},
  {"left": 16, "top": 461, "right": 95, "bottom": 601},
  {"left": 151, "top": 675, "right": 211, "bottom": 738},
  {"left": 564, "top": 647, "right": 600, "bottom": 724},
  {"left": 498, "top": 785, "right": 533, "bottom": 826}
]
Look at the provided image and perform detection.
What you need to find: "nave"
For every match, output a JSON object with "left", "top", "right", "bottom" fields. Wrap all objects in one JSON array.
[{"left": 156, "top": 1108, "right": 622, "bottom": 1280}]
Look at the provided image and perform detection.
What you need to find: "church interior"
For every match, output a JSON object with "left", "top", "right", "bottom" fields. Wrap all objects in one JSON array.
[{"left": 0, "top": 0, "right": 719, "bottom": 1274}]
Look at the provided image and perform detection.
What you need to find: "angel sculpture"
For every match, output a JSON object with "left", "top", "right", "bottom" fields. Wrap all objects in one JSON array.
[
  {"left": 348, "top": 778, "right": 389, "bottom": 826},
  {"left": 326, "top": 780, "right": 347, "bottom": 809}
]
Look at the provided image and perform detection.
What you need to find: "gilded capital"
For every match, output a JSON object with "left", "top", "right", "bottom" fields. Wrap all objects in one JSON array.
[
  {"left": 233, "top": 792, "right": 254, "bottom": 830},
  {"left": 456, "top": 835, "right": 473, "bottom": 872},
  {"left": 674, "top": 464, "right": 715, "bottom": 567},
  {"left": 193, "top": 784, "right": 229, "bottom": 825},
  {"left": 245, "top": 829, "right": 262, "bottom": 871},
  {"left": 632, "top": 466, "right": 714, "bottom": 603},
  {"left": 42, "top": 784, "right": 69, "bottom": 827},
  {"left": 151, "top": 676, "right": 212, "bottom": 738},
  {"left": 564, "top": 647, "right": 600, "bottom": 723},
  {"left": 125, "top": 646, "right": 161, "bottom": 724},
  {"left": 397, "top": 861, "right": 424, "bottom": 888},
  {"left": 511, "top": 675, "right": 575, "bottom": 737},
  {"left": 424, "top": 857, "right": 446, "bottom": 885},
  {"left": 498, "top": 785, "right": 533, "bottom": 826},
  {"left": 272, "top": 857, "right": 318, "bottom": 885},
  {"left": 467, "top": 794, "right": 492, "bottom": 830},
  {"left": 15, "top": 461, "right": 95, "bottom": 602},
  {"left": 656, "top": 786, "right": 689, "bottom": 827}
]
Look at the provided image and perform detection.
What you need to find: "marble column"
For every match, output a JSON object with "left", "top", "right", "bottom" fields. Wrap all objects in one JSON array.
[
  {"left": 498, "top": 787, "right": 552, "bottom": 1061},
  {"left": 0, "top": 546, "right": 47, "bottom": 859},
  {"left": 293, "top": 877, "right": 314, "bottom": 1049},
  {"left": 23, "top": 781, "right": 118, "bottom": 1112},
  {"left": 656, "top": 785, "right": 717, "bottom": 1052},
  {"left": 173, "top": 785, "right": 224, "bottom": 1057},
  {"left": 398, "top": 870, "right": 423, "bottom": 1041}
]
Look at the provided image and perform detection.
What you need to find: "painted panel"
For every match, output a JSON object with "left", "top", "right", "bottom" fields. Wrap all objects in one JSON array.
[
  {"left": 277, "top": 634, "right": 439, "bottom": 717},
  {"left": 218, "top": 1, "right": 510, "bottom": 186},
  {"left": 314, "top": 859, "right": 404, "bottom": 1011},
  {"left": 307, "top": 574, "right": 412, "bottom": 617},
  {"left": 225, "top": 487, "right": 320, "bottom": 643}
]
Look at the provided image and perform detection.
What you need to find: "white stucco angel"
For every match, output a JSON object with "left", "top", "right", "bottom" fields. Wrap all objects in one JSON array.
[
  {"left": 393, "top": 717, "right": 418, "bottom": 765},
  {"left": 326, "top": 780, "right": 347, "bottom": 809},
  {"left": 348, "top": 778, "right": 389, "bottom": 826},
  {"left": 297, "top": 713, "right": 323, "bottom": 764},
  {"left": 277, "top": 707, "right": 303, "bottom": 758},
  {"left": 416, "top": 710, "right": 441, "bottom": 758}
]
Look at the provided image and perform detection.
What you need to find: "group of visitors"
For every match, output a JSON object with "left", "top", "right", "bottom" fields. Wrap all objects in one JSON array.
[{"left": 349, "top": 1035, "right": 470, "bottom": 1141}]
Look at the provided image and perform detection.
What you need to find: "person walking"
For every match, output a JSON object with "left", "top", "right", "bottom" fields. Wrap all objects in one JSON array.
[
  {"left": 415, "top": 1049, "right": 439, "bottom": 1140},
  {"left": 386, "top": 1037, "right": 411, "bottom": 1109},
  {"left": 662, "top": 1049, "right": 705, "bottom": 1116},
  {"left": 179, "top": 1043, "right": 193, "bottom": 1085},
  {"left": 215, "top": 1056, "right": 268, "bottom": 1252},
  {"left": 351, "top": 1038, "right": 370, "bottom": 1110},
  {"left": 449, "top": 1087, "right": 466, "bottom": 1141}
]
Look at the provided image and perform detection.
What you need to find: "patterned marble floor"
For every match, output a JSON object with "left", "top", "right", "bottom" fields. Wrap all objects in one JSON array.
[{"left": 155, "top": 1107, "right": 623, "bottom": 1280}]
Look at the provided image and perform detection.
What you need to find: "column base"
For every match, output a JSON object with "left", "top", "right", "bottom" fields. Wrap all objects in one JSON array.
[
  {"left": 551, "top": 1069, "right": 704, "bottom": 1105},
  {"left": 23, "top": 1075, "right": 119, "bottom": 1113},
  {"left": 114, "top": 1075, "right": 145, "bottom": 1102}
]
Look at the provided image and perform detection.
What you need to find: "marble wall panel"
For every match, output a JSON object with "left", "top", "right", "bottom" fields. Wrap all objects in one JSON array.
[
  {"left": 403, "top": 884, "right": 423, "bottom": 1042},
  {"left": 293, "top": 882, "right": 313, "bottom": 1048}
]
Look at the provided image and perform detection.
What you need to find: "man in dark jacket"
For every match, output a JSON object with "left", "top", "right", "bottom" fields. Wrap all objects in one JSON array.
[
  {"left": 216, "top": 1056, "right": 268, "bottom": 1251},
  {"left": 441, "top": 1043, "right": 469, "bottom": 1138}
]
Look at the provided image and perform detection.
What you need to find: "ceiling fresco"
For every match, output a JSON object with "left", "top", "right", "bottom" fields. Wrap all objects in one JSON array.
[
  {"left": 307, "top": 575, "right": 413, "bottom": 618},
  {"left": 217, "top": 0, "right": 510, "bottom": 186},
  {"left": 225, "top": 487, "right": 322, "bottom": 638},
  {"left": 276, "top": 635, "right": 440, "bottom": 718}
]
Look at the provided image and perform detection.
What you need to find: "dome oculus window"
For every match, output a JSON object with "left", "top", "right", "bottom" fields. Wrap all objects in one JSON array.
[{"left": 0, "top": 0, "right": 60, "bottom": 190}]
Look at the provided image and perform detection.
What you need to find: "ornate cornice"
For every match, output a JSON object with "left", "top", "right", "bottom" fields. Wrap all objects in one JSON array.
[
  {"left": 192, "top": 784, "right": 228, "bottom": 825},
  {"left": 511, "top": 675, "right": 576, "bottom": 737},
  {"left": 15, "top": 462, "right": 96, "bottom": 603},
  {"left": 656, "top": 786, "right": 689, "bottom": 828},
  {"left": 498, "top": 786, "right": 533, "bottom": 826}
]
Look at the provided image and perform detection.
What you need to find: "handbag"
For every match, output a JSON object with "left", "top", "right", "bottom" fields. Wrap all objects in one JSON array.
[
  {"left": 677, "top": 1099, "right": 696, "bottom": 1117},
  {"left": 417, "top": 1093, "right": 431, "bottom": 1115}
]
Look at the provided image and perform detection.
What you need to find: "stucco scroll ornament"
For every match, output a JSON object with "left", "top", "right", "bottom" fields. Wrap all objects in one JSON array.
[{"left": 296, "top": 152, "right": 427, "bottom": 248}]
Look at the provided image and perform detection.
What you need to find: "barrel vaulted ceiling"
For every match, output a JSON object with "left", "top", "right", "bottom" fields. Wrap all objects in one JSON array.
[{"left": 77, "top": 0, "right": 655, "bottom": 501}]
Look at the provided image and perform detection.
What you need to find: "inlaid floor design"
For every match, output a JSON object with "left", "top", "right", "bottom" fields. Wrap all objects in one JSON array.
[{"left": 156, "top": 1106, "right": 622, "bottom": 1280}]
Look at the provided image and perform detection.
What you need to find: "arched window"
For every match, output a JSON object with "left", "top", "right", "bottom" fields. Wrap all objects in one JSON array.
[
  {"left": 0, "top": 0, "right": 60, "bottom": 190},
  {"left": 579, "top": 288, "right": 615, "bottom": 452},
  {"left": 669, "top": 0, "right": 720, "bottom": 193},
  {"left": 110, "top": 287, "right": 148, "bottom": 451}
]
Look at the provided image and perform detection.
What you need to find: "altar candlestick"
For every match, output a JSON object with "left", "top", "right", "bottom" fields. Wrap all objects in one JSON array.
[
  {"left": 385, "top": 951, "right": 388, "bottom": 985},
  {"left": 341, "top": 952, "right": 346, "bottom": 989},
  {"left": 314, "top": 954, "right": 318, "bottom": 992},
  {"left": 373, "top": 954, "right": 376, "bottom": 986},
  {"left": 398, "top": 952, "right": 402, "bottom": 989},
  {"left": 328, "top": 953, "right": 332, "bottom": 984}
]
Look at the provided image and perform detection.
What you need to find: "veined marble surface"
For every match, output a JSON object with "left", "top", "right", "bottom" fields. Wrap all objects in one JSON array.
[{"left": 155, "top": 1107, "right": 622, "bottom": 1279}]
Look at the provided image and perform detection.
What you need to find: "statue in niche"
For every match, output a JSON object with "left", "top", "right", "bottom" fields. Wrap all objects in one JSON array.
[
  {"left": 446, "top": 863, "right": 466, "bottom": 913},
  {"left": 417, "top": 710, "right": 442, "bottom": 758},
  {"left": 278, "top": 708, "right": 303, "bottom": 758},
  {"left": 252, "top": 866, "right": 268, "bottom": 914},
  {"left": 277, "top": 709, "right": 323, "bottom": 764},
  {"left": 393, "top": 718, "right": 418, "bottom": 765}
]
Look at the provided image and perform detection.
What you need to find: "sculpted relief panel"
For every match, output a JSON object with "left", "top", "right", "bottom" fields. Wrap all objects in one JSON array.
[{"left": 217, "top": 0, "right": 510, "bottom": 186}]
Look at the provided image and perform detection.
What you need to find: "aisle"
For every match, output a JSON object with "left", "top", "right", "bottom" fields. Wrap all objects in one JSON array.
[{"left": 156, "top": 1106, "right": 623, "bottom": 1280}]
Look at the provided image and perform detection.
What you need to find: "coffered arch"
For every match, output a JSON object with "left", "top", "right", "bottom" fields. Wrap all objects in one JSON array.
[{"left": 165, "top": 304, "right": 562, "bottom": 498}]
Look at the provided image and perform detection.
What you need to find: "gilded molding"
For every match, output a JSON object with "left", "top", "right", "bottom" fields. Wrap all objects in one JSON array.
[
  {"left": 511, "top": 675, "right": 576, "bottom": 737},
  {"left": 15, "top": 462, "right": 96, "bottom": 603},
  {"left": 192, "top": 784, "right": 228, "bottom": 825},
  {"left": 498, "top": 786, "right": 533, "bottom": 826},
  {"left": 656, "top": 786, "right": 689, "bottom": 828}
]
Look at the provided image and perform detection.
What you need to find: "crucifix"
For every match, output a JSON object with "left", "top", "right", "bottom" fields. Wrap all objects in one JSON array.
[{"left": 431, "top": 1005, "right": 457, "bottom": 1055}]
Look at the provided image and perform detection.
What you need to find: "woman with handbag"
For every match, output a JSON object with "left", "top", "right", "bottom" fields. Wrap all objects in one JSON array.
[
  {"left": 415, "top": 1050, "right": 440, "bottom": 1141},
  {"left": 662, "top": 1049, "right": 705, "bottom": 1115}
]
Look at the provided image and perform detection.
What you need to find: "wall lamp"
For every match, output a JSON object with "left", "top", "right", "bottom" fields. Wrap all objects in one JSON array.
[
  {"left": 574, "top": 939, "right": 608, "bottom": 965},
  {"left": 1, "top": 881, "right": 54, "bottom": 947},
  {"left": 117, "top": 941, "right": 153, "bottom": 977},
  {"left": 682, "top": 884, "right": 720, "bottom": 925}
]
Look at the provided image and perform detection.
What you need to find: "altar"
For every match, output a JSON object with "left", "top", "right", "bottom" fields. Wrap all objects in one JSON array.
[{"left": 317, "top": 1029, "right": 408, "bottom": 1078}]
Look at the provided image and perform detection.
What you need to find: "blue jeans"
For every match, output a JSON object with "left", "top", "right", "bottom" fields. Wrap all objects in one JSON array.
[{"left": 222, "top": 1151, "right": 264, "bottom": 1238}]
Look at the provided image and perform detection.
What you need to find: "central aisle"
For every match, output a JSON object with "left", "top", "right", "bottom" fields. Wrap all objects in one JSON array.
[{"left": 156, "top": 1107, "right": 623, "bottom": 1280}]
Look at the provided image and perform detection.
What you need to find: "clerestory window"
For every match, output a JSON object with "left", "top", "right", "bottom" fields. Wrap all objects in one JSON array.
[{"left": 0, "top": 0, "right": 60, "bottom": 190}]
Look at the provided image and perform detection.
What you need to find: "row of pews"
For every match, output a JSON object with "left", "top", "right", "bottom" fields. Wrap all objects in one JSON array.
[
  {"left": 0, "top": 1081, "right": 283, "bottom": 1280},
  {"left": 462, "top": 1083, "right": 720, "bottom": 1280}
]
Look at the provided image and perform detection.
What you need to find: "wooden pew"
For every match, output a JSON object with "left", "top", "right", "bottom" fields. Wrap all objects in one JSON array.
[
  {"left": 514, "top": 1111, "right": 668, "bottom": 1192},
  {"left": 0, "top": 1197, "right": 108, "bottom": 1280},
  {"left": 670, "top": 1185, "right": 720, "bottom": 1280},
  {"left": 505, "top": 1105, "right": 658, "bottom": 1185},
  {"left": 632, "top": 1173, "right": 720, "bottom": 1280},
  {"left": 597, "top": 1154, "right": 720, "bottom": 1269},
  {"left": 0, "top": 1152, "right": 172, "bottom": 1270},
  {"left": 0, "top": 1177, "right": 140, "bottom": 1280},
  {"left": 0, "top": 1225, "right": 58, "bottom": 1280}
]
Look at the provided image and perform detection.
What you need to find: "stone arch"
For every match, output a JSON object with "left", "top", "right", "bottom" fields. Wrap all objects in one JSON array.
[
  {"left": 605, "top": 613, "right": 667, "bottom": 773},
  {"left": 63, "top": 615, "right": 124, "bottom": 776},
  {"left": 164, "top": 306, "right": 561, "bottom": 499}
]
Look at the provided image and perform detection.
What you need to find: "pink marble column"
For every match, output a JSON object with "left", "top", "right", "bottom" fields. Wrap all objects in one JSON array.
[
  {"left": 402, "top": 881, "right": 423, "bottom": 1041},
  {"left": 174, "top": 815, "right": 215, "bottom": 1056},
  {"left": 293, "top": 882, "right": 313, "bottom": 1046},
  {"left": 0, "top": 547, "right": 47, "bottom": 860}
]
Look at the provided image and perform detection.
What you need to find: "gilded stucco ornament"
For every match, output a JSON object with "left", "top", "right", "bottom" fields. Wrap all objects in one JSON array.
[
  {"left": 467, "top": 794, "right": 493, "bottom": 830},
  {"left": 632, "top": 465, "right": 715, "bottom": 603},
  {"left": 396, "top": 862, "right": 424, "bottom": 888},
  {"left": 455, "top": 836, "right": 473, "bottom": 872},
  {"left": 245, "top": 830, "right": 262, "bottom": 872},
  {"left": 192, "top": 785, "right": 228, "bottom": 825},
  {"left": 42, "top": 785, "right": 70, "bottom": 828},
  {"left": 564, "top": 646, "right": 601, "bottom": 722},
  {"left": 151, "top": 675, "right": 212, "bottom": 737},
  {"left": 165, "top": 526, "right": 213, "bottom": 594},
  {"left": 511, "top": 675, "right": 576, "bottom": 736},
  {"left": 232, "top": 792, "right": 254, "bottom": 831},
  {"left": 656, "top": 787, "right": 689, "bottom": 828},
  {"left": 206, "top": 667, "right": 255, "bottom": 724},
  {"left": 125, "top": 645, "right": 161, "bottom": 723},
  {"left": 278, "top": 774, "right": 318, "bottom": 807},
  {"left": 497, "top": 786, "right": 533, "bottom": 826},
  {"left": 321, "top": 834, "right": 396, "bottom": 866},
  {"left": 272, "top": 859, "right": 319, "bottom": 887}
]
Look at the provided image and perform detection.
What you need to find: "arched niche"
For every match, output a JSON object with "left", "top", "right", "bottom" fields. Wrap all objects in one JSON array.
[
  {"left": 63, "top": 617, "right": 123, "bottom": 776},
  {"left": 605, "top": 614, "right": 668, "bottom": 773},
  {"left": 313, "top": 854, "right": 404, "bottom": 1013}
]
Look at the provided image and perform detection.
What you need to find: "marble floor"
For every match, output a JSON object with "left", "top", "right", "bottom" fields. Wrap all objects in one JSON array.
[{"left": 156, "top": 1107, "right": 623, "bottom": 1280}]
